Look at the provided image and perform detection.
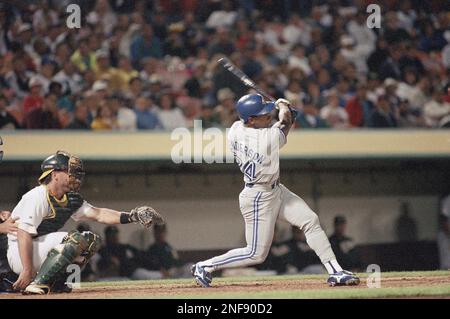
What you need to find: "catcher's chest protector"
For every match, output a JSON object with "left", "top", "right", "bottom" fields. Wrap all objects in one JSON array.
[{"left": 36, "top": 192, "right": 84, "bottom": 237}]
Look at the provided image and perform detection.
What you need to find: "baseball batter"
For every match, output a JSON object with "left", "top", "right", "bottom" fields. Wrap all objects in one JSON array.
[
  {"left": 192, "top": 94, "right": 360, "bottom": 287},
  {"left": 7, "top": 150, "right": 164, "bottom": 294}
]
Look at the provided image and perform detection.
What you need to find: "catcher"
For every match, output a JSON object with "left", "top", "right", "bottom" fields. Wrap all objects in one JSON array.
[{"left": 7, "top": 150, "right": 164, "bottom": 295}]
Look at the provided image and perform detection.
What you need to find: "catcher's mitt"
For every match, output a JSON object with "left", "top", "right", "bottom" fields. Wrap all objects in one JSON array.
[{"left": 129, "top": 206, "right": 165, "bottom": 228}]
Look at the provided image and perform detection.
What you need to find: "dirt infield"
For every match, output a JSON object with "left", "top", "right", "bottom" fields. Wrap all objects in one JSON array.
[{"left": 2, "top": 273, "right": 450, "bottom": 299}]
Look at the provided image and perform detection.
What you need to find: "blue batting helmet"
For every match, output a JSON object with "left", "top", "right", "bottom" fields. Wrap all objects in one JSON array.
[{"left": 236, "top": 94, "right": 275, "bottom": 123}]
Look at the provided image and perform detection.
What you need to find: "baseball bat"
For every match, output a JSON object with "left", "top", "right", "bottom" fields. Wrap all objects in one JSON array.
[
  {"left": 217, "top": 57, "right": 298, "bottom": 119},
  {"left": 217, "top": 57, "right": 275, "bottom": 102}
]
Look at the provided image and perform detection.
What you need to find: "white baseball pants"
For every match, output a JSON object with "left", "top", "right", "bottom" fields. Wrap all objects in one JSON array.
[
  {"left": 7, "top": 232, "right": 67, "bottom": 274},
  {"left": 199, "top": 184, "right": 338, "bottom": 272}
]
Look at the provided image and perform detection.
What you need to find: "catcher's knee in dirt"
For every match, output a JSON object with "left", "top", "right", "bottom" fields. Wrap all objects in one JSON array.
[{"left": 33, "top": 230, "right": 101, "bottom": 285}]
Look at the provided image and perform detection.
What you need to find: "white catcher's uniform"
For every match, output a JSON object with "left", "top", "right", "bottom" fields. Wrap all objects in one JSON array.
[
  {"left": 199, "top": 121, "right": 342, "bottom": 274},
  {"left": 7, "top": 185, "right": 93, "bottom": 274}
]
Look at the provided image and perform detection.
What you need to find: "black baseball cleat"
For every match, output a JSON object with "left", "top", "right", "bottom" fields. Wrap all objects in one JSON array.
[{"left": 51, "top": 279, "right": 73, "bottom": 293}]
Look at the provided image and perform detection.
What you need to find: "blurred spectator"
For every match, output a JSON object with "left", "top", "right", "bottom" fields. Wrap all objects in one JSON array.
[
  {"left": 116, "top": 56, "right": 139, "bottom": 91},
  {"left": 93, "top": 50, "right": 122, "bottom": 91},
  {"left": 184, "top": 61, "right": 209, "bottom": 99},
  {"left": 97, "top": 226, "right": 161, "bottom": 280},
  {"left": 205, "top": 1, "right": 237, "bottom": 30},
  {"left": 130, "top": 24, "right": 163, "bottom": 69},
  {"left": 23, "top": 77, "right": 44, "bottom": 114},
  {"left": 53, "top": 61, "right": 83, "bottom": 96},
  {"left": 296, "top": 94, "right": 328, "bottom": 129},
  {"left": 379, "top": 45, "right": 403, "bottom": 80},
  {"left": 165, "top": 24, "right": 188, "bottom": 58},
  {"left": 408, "top": 77, "right": 431, "bottom": 111},
  {"left": 397, "top": 98, "right": 423, "bottom": 127},
  {"left": 70, "top": 38, "right": 96, "bottom": 73},
  {"left": 383, "top": 11, "right": 411, "bottom": 45},
  {"left": 368, "top": 95, "right": 398, "bottom": 128},
  {"left": 156, "top": 93, "right": 187, "bottom": 131},
  {"left": 347, "top": 12, "right": 377, "bottom": 57},
  {"left": 345, "top": 84, "right": 372, "bottom": 127},
  {"left": 320, "top": 89, "right": 349, "bottom": 128},
  {"left": 124, "top": 77, "right": 143, "bottom": 101},
  {"left": 199, "top": 104, "right": 222, "bottom": 128},
  {"left": 134, "top": 96, "right": 163, "bottom": 130},
  {"left": 329, "top": 215, "right": 361, "bottom": 271},
  {"left": 383, "top": 78, "right": 401, "bottom": 110},
  {"left": 0, "top": 93, "right": 20, "bottom": 129},
  {"left": 4, "top": 55, "right": 34, "bottom": 100},
  {"left": 91, "top": 80, "right": 109, "bottom": 100},
  {"left": 437, "top": 214, "right": 450, "bottom": 270},
  {"left": 241, "top": 44, "right": 263, "bottom": 80},
  {"left": 339, "top": 35, "right": 370, "bottom": 76},
  {"left": 143, "top": 224, "right": 187, "bottom": 278},
  {"left": 284, "top": 80, "right": 303, "bottom": 107},
  {"left": 282, "top": 14, "right": 311, "bottom": 50},
  {"left": 214, "top": 88, "right": 238, "bottom": 128},
  {"left": 139, "top": 57, "right": 159, "bottom": 86},
  {"left": 151, "top": 10, "right": 168, "bottom": 42},
  {"left": 395, "top": 202, "right": 418, "bottom": 242},
  {"left": 91, "top": 104, "right": 117, "bottom": 130},
  {"left": 66, "top": 101, "right": 91, "bottom": 130},
  {"left": 208, "top": 28, "right": 236, "bottom": 58},
  {"left": 86, "top": 0, "right": 118, "bottom": 36},
  {"left": 32, "top": 1, "right": 59, "bottom": 34},
  {"left": 288, "top": 45, "right": 311, "bottom": 76},
  {"left": 49, "top": 81, "right": 73, "bottom": 114},
  {"left": 399, "top": 44, "right": 425, "bottom": 78},
  {"left": 367, "top": 37, "right": 390, "bottom": 76},
  {"left": 23, "top": 93, "right": 61, "bottom": 129},
  {"left": 442, "top": 31, "right": 450, "bottom": 69},
  {"left": 396, "top": 70, "right": 420, "bottom": 103},
  {"left": 33, "top": 60, "right": 56, "bottom": 94},
  {"left": 423, "top": 88, "right": 450, "bottom": 128},
  {"left": 110, "top": 95, "right": 137, "bottom": 131},
  {"left": 147, "top": 74, "right": 165, "bottom": 102}
]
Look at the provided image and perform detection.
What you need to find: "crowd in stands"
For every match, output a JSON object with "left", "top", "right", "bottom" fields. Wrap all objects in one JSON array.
[{"left": 0, "top": 0, "right": 449, "bottom": 131}]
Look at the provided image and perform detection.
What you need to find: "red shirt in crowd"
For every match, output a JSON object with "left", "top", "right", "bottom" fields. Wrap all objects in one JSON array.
[
  {"left": 23, "top": 95, "right": 44, "bottom": 114},
  {"left": 345, "top": 96, "right": 364, "bottom": 127}
]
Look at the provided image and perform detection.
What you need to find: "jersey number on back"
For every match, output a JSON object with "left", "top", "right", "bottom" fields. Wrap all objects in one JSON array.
[{"left": 243, "top": 161, "right": 256, "bottom": 181}]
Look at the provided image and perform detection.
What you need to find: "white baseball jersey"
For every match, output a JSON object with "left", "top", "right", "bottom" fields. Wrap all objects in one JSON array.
[
  {"left": 8, "top": 185, "right": 92, "bottom": 239},
  {"left": 228, "top": 121, "right": 286, "bottom": 185},
  {"left": 7, "top": 185, "right": 94, "bottom": 274}
]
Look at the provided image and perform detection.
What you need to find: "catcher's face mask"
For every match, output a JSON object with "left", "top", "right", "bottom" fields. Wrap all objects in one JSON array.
[
  {"left": 67, "top": 154, "right": 85, "bottom": 192},
  {"left": 51, "top": 150, "right": 85, "bottom": 192}
]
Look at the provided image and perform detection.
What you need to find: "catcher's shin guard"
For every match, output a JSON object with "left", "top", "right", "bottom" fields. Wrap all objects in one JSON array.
[{"left": 24, "top": 230, "right": 101, "bottom": 294}]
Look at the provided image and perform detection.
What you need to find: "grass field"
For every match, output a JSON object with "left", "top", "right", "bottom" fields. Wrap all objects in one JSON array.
[{"left": 3, "top": 270, "right": 449, "bottom": 299}]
